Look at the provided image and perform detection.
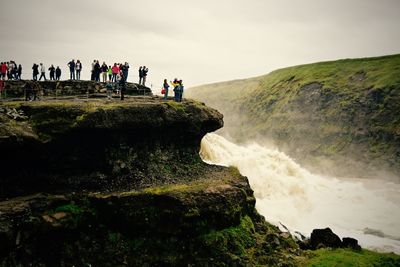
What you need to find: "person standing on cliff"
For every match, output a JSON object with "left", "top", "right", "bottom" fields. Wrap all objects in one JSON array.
[
  {"left": 101, "top": 62, "right": 108, "bottom": 83},
  {"left": 142, "top": 66, "right": 148, "bottom": 86},
  {"left": 163, "top": 79, "right": 169, "bottom": 100},
  {"left": 171, "top": 78, "right": 180, "bottom": 102},
  {"left": 138, "top": 66, "right": 143, "bottom": 85},
  {"left": 32, "top": 63, "right": 39, "bottom": 81},
  {"left": 119, "top": 71, "right": 126, "bottom": 100},
  {"left": 76, "top": 60, "right": 82, "bottom": 80},
  {"left": 55, "top": 66, "right": 61, "bottom": 80},
  {"left": 107, "top": 65, "right": 112, "bottom": 81},
  {"left": 178, "top": 80, "right": 184, "bottom": 102},
  {"left": 17, "top": 64, "right": 22, "bottom": 80},
  {"left": 94, "top": 60, "right": 101, "bottom": 82},
  {"left": 123, "top": 62, "right": 129, "bottom": 82},
  {"left": 1, "top": 62, "right": 7, "bottom": 80},
  {"left": 48, "top": 65, "right": 55, "bottom": 80},
  {"left": 112, "top": 63, "right": 119, "bottom": 82},
  {"left": 68, "top": 59, "right": 76, "bottom": 80},
  {"left": 38, "top": 63, "right": 46, "bottom": 81}
]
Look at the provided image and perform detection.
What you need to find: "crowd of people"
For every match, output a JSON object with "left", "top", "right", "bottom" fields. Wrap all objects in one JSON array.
[
  {"left": 1, "top": 60, "right": 150, "bottom": 85},
  {"left": 1, "top": 59, "right": 187, "bottom": 102},
  {"left": 1, "top": 61, "right": 22, "bottom": 80},
  {"left": 31, "top": 63, "right": 62, "bottom": 81},
  {"left": 162, "top": 78, "right": 184, "bottom": 102}
]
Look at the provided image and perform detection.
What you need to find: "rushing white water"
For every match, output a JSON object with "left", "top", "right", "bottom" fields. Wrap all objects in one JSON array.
[{"left": 200, "top": 133, "right": 400, "bottom": 254}]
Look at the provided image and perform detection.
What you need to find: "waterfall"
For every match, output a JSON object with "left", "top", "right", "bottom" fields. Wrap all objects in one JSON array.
[{"left": 200, "top": 133, "right": 400, "bottom": 254}]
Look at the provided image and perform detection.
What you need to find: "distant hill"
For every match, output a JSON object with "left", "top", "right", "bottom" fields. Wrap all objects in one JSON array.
[{"left": 186, "top": 54, "right": 400, "bottom": 178}]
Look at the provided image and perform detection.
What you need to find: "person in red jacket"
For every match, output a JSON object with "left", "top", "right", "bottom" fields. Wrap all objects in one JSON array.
[
  {"left": 111, "top": 63, "right": 119, "bottom": 82},
  {"left": 1, "top": 62, "right": 7, "bottom": 80}
]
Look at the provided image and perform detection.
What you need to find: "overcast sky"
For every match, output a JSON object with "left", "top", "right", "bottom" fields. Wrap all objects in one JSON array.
[{"left": 1, "top": 0, "right": 399, "bottom": 88}]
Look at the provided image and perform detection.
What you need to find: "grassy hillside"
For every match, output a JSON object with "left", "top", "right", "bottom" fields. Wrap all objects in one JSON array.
[{"left": 186, "top": 54, "right": 400, "bottom": 178}]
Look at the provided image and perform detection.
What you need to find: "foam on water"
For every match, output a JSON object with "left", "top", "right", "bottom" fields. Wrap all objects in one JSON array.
[{"left": 200, "top": 133, "right": 400, "bottom": 254}]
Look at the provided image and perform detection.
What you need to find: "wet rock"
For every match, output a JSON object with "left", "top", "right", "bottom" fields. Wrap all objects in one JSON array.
[
  {"left": 342, "top": 237, "right": 361, "bottom": 251},
  {"left": 309, "top": 228, "right": 342, "bottom": 249}
]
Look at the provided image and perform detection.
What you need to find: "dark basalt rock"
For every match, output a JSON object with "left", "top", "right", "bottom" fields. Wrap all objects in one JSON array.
[
  {"left": 309, "top": 228, "right": 342, "bottom": 249},
  {"left": 1, "top": 80, "right": 152, "bottom": 98},
  {"left": 0, "top": 98, "right": 223, "bottom": 199},
  {"left": 0, "top": 96, "right": 300, "bottom": 266},
  {"left": 342, "top": 237, "right": 361, "bottom": 251}
]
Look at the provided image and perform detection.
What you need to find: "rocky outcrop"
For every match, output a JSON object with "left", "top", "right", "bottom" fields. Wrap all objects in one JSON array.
[
  {"left": 1, "top": 80, "right": 152, "bottom": 98},
  {"left": 299, "top": 228, "right": 361, "bottom": 251},
  {"left": 0, "top": 96, "right": 300, "bottom": 266},
  {"left": 0, "top": 98, "right": 223, "bottom": 199},
  {"left": 309, "top": 228, "right": 342, "bottom": 249}
]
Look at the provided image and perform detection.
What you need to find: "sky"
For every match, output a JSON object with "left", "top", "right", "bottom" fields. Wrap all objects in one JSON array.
[{"left": 1, "top": 0, "right": 399, "bottom": 88}]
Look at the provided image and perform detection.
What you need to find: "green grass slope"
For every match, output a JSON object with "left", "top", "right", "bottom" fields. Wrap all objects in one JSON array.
[
  {"left": 186, "top": 54, "right": 400, "bottom": 178},
  {"left": 300, "top": 248, "right": 400, "bottom": 267}
]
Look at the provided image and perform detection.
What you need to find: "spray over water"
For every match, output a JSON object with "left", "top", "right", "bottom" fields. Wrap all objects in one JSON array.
[{"left": 200, "top": 133, "right": 400, "bottom": 254}]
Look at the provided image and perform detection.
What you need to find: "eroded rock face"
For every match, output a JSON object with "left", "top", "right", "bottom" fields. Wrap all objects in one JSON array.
[
  {"left": 0, "top": 98, "right": 223, "bottom": 199},
  {"left": 1, "top": 80, "right": 152, "bottom": 98},
  {"left": 0, "top": 97, "right": 300, "bottom": 266}
]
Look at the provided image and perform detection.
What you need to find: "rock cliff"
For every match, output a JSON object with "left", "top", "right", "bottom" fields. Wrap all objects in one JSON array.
[
  {"left": 186, "top": 54, "right": 400, "bottom": 178},
  {"left": 0, "top": 97, "right": 299, "bottom": 266}
]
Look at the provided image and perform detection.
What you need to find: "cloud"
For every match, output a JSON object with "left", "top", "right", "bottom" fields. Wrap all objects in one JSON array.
[{"left": 1, "top": 0, "right": 399, "bottom": 87}]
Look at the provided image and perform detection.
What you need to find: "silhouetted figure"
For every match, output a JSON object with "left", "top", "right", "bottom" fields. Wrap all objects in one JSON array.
[
  {"left": 94, "top": 60, "right": 101, "bottom": 82},
  {"left": 24, "top": 81, "right": 37, "bottom": 101},
  {"left": 68, "top": 59, "right": 76, "bottom": 80},
  {"left": 123, "top": 62, "right": 129, "bottom": 82},
  {"left": 32, "top": 64, "right": 39, "bottom": 81},
  {"left": 90, "top": 60, "right": 96, "bottom": 81},
  {"left": 142, "top": 66, "right": 148, "bottom": 86},
  {"left": 119, "top": 72, "right": 126, "bottom": 100},
  {"left": 179, "top": 80, "right": 184, "bottom": 102},
  {"left": 38, "top": 63, "right": 46, "bottom": 81},
  {"left": 17, "top": 64, "right": 22, "bottom": 80},
  {"left": 138, "top": 66, "right": 143, "bottom": 85},
  {"left": 49, "top": 65, "right": 55, "bottom": 80},
  {"left": 55, "top": 66, "right": 61, "bottom": 80}
]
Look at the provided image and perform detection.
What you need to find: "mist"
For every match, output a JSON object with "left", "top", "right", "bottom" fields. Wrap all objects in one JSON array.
[{"left": 201, "top": 133, "right": 400, "bottom": 254}]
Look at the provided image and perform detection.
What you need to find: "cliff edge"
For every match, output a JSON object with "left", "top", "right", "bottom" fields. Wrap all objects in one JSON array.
[{"left": 0, "top": 97, "right": 299, "bottom": 266}]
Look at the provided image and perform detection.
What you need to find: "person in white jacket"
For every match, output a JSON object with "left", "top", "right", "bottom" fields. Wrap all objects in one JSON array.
[{"left": 38, "top": 63, "right": 46, "bottom": 81}]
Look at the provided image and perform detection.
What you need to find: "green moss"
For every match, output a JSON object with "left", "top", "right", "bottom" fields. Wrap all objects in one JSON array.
[
  {"left": 55, "top": 204, "right": 83, "bottom": 214},
  {"left": 301, "top": 248, "right": 400, "bottom": 267},
  {"left": 199, "top": 215, "right": 256, "bottom": 257},
  {"left": 165, "top": 101, "right": 187, "bottom": 114}
]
